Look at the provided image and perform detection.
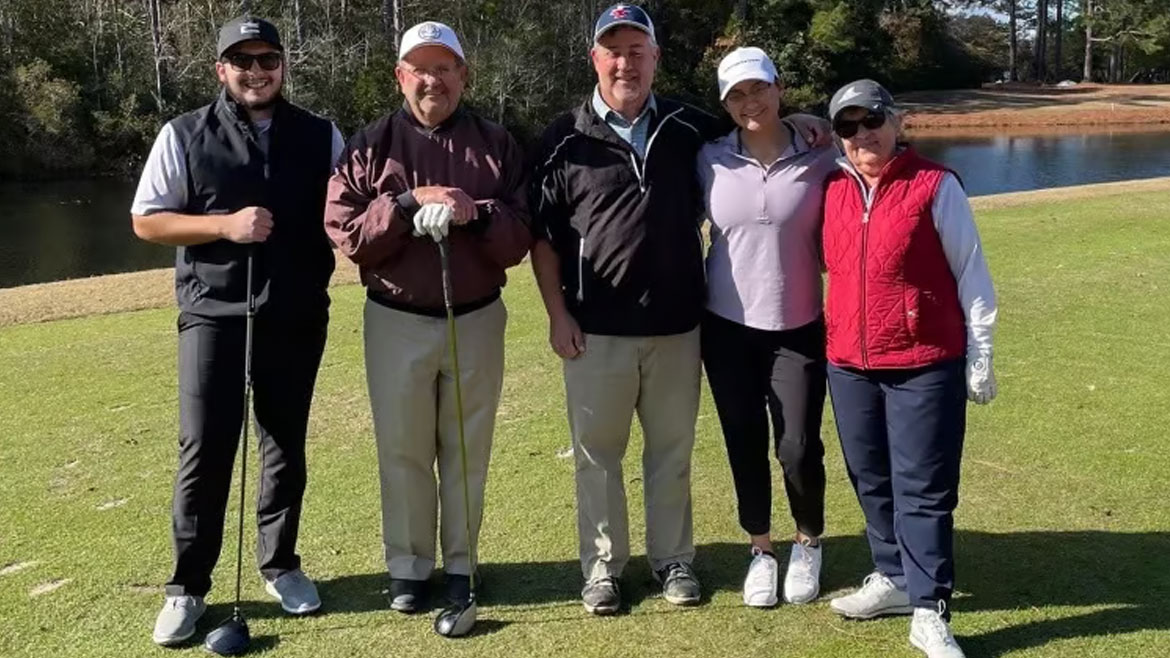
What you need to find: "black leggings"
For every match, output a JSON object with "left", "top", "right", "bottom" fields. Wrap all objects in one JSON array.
[{"left": 701, "top": 312, "right": 827, "bottom": 538}]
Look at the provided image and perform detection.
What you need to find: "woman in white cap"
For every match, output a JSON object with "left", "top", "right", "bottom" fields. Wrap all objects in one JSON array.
[
  {"left": 821, "top": 79, "right": 997, "bottom": 658},
  {"left": 696, "top": 47, "right": 839, "bottom": 608}
]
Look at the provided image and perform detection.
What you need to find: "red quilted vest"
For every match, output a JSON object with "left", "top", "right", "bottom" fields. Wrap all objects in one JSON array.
[{"left": 822, "top": 148, "right": 966, "bottom": 370}]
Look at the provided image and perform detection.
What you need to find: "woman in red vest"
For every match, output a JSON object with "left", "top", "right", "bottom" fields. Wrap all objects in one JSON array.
[{"left": 820, "top": 80, "right": 998, "bottom": 658}]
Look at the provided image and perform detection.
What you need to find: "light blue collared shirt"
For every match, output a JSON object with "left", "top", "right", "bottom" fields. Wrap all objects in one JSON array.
[{"left": 591, "top": 87, "right": 657, "bottom": 159}]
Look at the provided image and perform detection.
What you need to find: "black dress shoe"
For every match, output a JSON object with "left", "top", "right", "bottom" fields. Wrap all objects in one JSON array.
[
  {"left": 442, "top": 573, "right": 479, "bottom": 606},
  {"left": 388, "top": 578, "right": 427, "bottom": 613}
]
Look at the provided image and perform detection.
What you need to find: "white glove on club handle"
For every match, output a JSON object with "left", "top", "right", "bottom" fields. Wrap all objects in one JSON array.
[
  {"left": 966, "top": 353, "right": 997, "bottom": 405},
  {"left": 412, "top": 203, "right": 454, "bottom": 242}
]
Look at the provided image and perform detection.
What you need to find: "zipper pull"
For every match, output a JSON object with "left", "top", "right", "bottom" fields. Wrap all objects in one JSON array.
[{"left": 862, "top": 211, "right": 870, "bottom": 224}]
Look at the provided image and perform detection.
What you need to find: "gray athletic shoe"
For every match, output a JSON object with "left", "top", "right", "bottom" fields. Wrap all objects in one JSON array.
[
  {"left": 265, "top": 569, "right": 321, "bottom": 615},
  {"left": 582, "top": 576, "right": 621, "bottom": 615},
  {"left": 151, "top": 594, "right": 206, "bottom": 646},
  {"left": 655, "top": 562, "right": 701, "bottom": 606}
]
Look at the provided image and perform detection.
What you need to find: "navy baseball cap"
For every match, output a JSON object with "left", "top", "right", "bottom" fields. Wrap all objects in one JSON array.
[
  {"left": 829, "top": 79, "right": 896, "bottom": 121},
  {"left": 594, "top": 4, "right": 656, "bottom": 43},
  {"left": 217, "top": 16, "right": 283, "bottom": 58}
]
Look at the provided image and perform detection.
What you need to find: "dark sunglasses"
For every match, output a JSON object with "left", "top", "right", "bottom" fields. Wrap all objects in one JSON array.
[
  {"left": 833, "top": 111, "right": 887, "bottom": 138},
  {"left": 223, "top": 52, "right": 282, "bottom": 72}
]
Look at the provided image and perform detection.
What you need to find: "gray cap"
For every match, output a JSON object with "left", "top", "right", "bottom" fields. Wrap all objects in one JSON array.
[
  {"left": 217, "top": 16, "right": 283, "bottom": 58},
  {"left": 828, "top": 79, "right": 895, "bottom": 121}
]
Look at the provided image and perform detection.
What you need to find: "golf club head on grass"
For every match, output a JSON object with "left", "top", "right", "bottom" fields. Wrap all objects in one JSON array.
[
  {"left": 433, "top": 599, "right": 477, "bottom": 638},
  {"left": 204, "top": 613, "right": 250, "bottom": 655}
]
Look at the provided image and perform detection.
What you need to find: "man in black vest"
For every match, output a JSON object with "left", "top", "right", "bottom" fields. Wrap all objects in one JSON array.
[{"left": 130, "top": 15, "right": 344, "bottom": 646}]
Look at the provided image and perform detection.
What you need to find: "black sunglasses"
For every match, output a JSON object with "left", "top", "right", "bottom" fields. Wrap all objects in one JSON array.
[
  {"left": 223, "top": 52, "right": 282, "bottom": 72},
  {"left": 833, "top": 111, "right": 887, "bottom": 138}
]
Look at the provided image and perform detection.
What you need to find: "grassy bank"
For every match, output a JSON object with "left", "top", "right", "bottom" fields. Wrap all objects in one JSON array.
[
  {"left": 1, "top": 189, "right": 1168, "bottom": 657},
  {"left": 901, "top": 84, "right": 1170, "bottom": 129}
]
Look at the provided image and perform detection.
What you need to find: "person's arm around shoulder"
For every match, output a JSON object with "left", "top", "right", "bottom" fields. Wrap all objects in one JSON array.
[
  {"left": 466, "top": 129, "right": 533, "bottom": 268},
  {"left": 933, "top": 172, "right": 998, "bottom": 404},
  {"left": 130, "top": 123, "right": 272, "bottom": 246},
  {"left": 324, "top": 125, "right": 417, "bottom": 268},
  {"left": 529, "top": 121, "right": 584, "bottom": 359},
  {"left": 782, "top": 113, "right": 833, "bottom": 147}
]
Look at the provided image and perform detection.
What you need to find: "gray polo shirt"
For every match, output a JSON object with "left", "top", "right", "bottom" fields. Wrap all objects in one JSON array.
[{"left": 697, "top": 127, "right": 840, "bottom": 331}]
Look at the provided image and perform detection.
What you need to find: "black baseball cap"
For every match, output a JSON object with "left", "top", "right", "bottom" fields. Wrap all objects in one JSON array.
[
  {"left": 828, "top": 79, "right": 896, "bottom": 122},
  {"left": 217, "top": 16, "right": 283, "bottom": 58},
  {"left": 593, "top": 4, "right": 656, "bottom": 43}
]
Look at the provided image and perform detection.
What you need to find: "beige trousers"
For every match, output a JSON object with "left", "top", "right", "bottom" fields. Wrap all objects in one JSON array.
[
  {"left": 364, "top": 298, "right": 506, "bottom": 580},
  {"left": 564, "top": 329, "right": 701, "bottom": 581}
]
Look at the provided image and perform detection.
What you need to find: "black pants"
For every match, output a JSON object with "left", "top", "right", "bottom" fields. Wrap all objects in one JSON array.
[
  {"left": 827, "top": 359, "right": 966, "bottom": 612},
  {"left": 167, "top": 310, "right": 327, "bottom": 597},
  {"left": 701, "top": 312, "right": 827, "bottom": 538}
]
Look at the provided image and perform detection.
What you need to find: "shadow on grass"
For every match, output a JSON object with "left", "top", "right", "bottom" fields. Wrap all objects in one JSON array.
[{"left": 305, "top": 530, "right": 1167, "bottom": 654}]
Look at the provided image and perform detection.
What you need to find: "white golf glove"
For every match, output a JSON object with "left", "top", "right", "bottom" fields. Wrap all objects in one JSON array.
[
  {"left": 411, "top": 203, "right": 454, "bottom": 242},
  {"left": 966, "top": 352, "right": 997, "bottom": 405}
]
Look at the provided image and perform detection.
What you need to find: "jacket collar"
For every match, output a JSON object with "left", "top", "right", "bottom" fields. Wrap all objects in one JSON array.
[
  {"left": 573, "top": 94, "right": 680, "bottom": 153},
  {"left": 215, "top": 88, "right": 287, "bottom": 141},
  {"left": 399, "top": 102, "right": 467, "bottom": 134}
]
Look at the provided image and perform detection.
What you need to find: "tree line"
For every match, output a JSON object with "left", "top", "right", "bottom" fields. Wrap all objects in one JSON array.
[{"left": 0, "top": 0, "right": 1167, "bottom": 181}]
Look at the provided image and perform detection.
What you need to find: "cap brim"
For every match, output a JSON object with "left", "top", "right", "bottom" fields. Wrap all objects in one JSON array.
[
  {"left": 719, "top": 71, "right": 776, "bottom": 100},
  {"left": 830, "top": 101, "right": 885, "bottom": 121},
  {"left": 399, "top": 42, "right": 465, "bottom": 62},
  {"left": 218, "top": 38, "right": 283, "bottom": 58},
  {"left": 594, "top": 21, "right": 654, "bottom": 42}
]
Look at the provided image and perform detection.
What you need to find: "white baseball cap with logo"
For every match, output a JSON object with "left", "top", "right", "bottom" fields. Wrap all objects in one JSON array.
[
  {"left": 716, "top": 46, "right": 778, "bottom": 101},
  {"left": 398, "top": 21, "right": 465, "bottom": 61}
]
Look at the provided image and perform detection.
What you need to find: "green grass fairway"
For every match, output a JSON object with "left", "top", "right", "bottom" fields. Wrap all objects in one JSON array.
[{"left": 2, "top": 189, "right": 1168, "bottom": 658}]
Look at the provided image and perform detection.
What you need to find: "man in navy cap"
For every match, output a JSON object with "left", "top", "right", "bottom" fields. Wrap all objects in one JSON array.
[
  {"left": 131, "top": 14, "right": 345, "bottom": 646},
  {"left": 530, "top": 3, "right": 828, "bottom": 615}
]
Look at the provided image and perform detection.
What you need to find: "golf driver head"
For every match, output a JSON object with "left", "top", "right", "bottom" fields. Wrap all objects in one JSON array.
[
  {"left": 204, "top": 614, "right": 250, "bottom": 655},
  {"left": 433, "top": 599, "right": 477, "bottom": 638}
]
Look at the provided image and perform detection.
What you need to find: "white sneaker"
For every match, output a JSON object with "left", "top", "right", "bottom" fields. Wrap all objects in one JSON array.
[
  {"left": 265, "top": 568, "right": 322, "bottom": 615},
  {"left": 782, "top": 539, "right": 822, "bottom": 604},
  {"left": 829, "top": 571, "right": 913, "bottom": 619},
  {"left": 910, "top": 602, "right": 966, "bottom": 658},
  {"left": 151, "top": 594, "right": 206, "bottom": 646},
  {"left": 742, "top": 547, "right": 779, "bottom": 608}
]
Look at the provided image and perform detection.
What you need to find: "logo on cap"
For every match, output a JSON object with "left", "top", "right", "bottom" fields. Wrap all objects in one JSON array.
[
  {"left": 838, "top": 85, "right": 862, "bottom": 103},
  {"left": 240, "top": 21, "right": 260, "bottom": 35},
  {"left": 610, "top": 5, "right": 631, "bottom": 19},
  {"left": 418, "top": 22, "right": 442, "bottom": 40}
]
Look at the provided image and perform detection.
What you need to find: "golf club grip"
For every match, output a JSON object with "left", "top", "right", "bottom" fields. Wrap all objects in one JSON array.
[{"left": 438, "top": 239, "right": 454, "bottom": 311}]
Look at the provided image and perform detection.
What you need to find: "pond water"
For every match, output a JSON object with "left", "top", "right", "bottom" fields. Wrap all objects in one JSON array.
[{"left": 2, "top": 126, "right": 1168, "bottom": 288}]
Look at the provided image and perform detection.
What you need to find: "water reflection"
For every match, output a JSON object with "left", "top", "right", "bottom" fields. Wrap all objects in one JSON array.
[{"left": 912, "top": 128, "right": 1170, "bottom": 197}]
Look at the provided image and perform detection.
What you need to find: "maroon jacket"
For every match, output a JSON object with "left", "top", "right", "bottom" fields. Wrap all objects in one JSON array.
[
  {"left": 822, "top": 148, "right": 966, "bottom": 370},
  {"left": 325, "top": 106, "right": 532, "bottom": 311}
]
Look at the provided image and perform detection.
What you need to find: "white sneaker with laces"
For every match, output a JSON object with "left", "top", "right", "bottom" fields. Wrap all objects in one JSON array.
[
  {"left": 829, "top": 571, "right": 913, "bottom": 619},
  {"left": 265, "top": 568, "right": 322, "bottom": 615},
  {"left": 743, "top": 547, "right": 779, "bottom": 607},
  {"left": 910, "top": 601, "right": 966, "bottom": 658},
  {"left": 782, "top": 539, "right": 822, "bottom": 604},
  {"left": 151, "top": 594, "right": 206, "bottom": 646}
]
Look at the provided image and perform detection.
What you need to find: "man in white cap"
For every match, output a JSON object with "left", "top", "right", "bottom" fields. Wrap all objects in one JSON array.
[
  {"left": 530, "top": 4, "right": 829, "bottom": 615},
  {"left": 325, "top": 20, "right": 531, "bottom": 613}
]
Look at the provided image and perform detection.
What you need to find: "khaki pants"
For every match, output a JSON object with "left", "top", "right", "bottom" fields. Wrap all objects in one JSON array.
[
  {"left": 564, "top": 329, "right": 701, "bottom": 581},
  {"left": 364, "top": 298, "right": 506, "bottom": 580}
]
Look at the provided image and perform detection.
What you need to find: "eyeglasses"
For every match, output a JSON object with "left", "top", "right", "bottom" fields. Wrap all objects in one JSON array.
[
  {"left": 223, "top": 52, "right": 282, "bottom": 72},
  {"left": 833, "top": 111, "right": 887, "bottom": 139},
  {"left": 724, "top": 81, "right": 773, "bottom": 105},
  {"left": 399, "top": 63, "right": 459, "bottom": 81}
]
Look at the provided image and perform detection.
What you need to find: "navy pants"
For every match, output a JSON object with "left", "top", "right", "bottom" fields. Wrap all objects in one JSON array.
[
  {"left": 827, "top": 359, "right": 966, "bottom": 611},
  {"left": 168, "top": 310, "right": 327, "bottom": 597}
]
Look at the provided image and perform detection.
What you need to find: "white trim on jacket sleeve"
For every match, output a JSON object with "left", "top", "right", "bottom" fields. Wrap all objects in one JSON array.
[{"left": 932, "top": 173, "right": 997, "bottom": 358}]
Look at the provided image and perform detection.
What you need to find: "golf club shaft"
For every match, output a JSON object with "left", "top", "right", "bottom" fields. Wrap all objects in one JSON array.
[
  {"left": 234, "top": 251, "right": 255, "bottom": 617},
  {"left": 438, "top": 239, "right": 476, "bottom": 595}
]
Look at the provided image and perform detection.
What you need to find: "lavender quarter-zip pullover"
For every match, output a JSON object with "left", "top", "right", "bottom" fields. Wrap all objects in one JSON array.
[{"left": 697, "top": 127, "right": 839, "bottom": 331}]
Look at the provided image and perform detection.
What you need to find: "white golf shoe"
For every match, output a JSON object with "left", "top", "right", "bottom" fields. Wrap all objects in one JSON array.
[
  {"left": 910, "top": 601, "right": 966, "bottom": 658},
  {"left": 151, "top": 594, "right": 206, "bottom": 646},
  {"left": 782, "top": 539, "right": 822, "bottom": 604},
  {"left": 742, "top": 547, "right": 779, "bottom": 608},
  {"left": 829, "top": 571, "right": 913, "bottom": 619}
]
